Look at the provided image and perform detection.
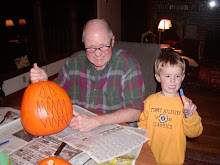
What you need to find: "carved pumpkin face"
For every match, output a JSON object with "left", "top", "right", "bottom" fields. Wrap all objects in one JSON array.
[
  {"left": 37, "top": 156, "right": 71, "bottom": 165},
  {"left": 21, "top": 81, "right": 73, "bottom": 136}
]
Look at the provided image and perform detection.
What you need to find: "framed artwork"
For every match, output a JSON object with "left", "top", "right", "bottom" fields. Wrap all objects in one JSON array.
[{"left": 14, "top": 55, "right": 30, "bottom": 69}]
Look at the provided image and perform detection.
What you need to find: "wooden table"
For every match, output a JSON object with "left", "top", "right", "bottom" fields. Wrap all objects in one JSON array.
[
  {"left": 14, "top": 106, "right": 156, "bottom": 164},
  {"left": 135, "top": 142, "right": 156, "bottom": 165}
]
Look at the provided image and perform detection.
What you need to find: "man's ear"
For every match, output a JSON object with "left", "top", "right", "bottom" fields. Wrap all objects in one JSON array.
[
  {"left": 155, "top": 74, "right": 161, "bottom": 82},
  {"left": 111, "top": 35, "right": 115, "bottom": 47}
]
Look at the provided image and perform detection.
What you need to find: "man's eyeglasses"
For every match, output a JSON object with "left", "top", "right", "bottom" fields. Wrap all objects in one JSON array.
[
  {"left": 85, "top": 39, "right": 112, "bottom": 53},
  {"left": 85, "top": 45, "right": 111, "bottom": 53}
]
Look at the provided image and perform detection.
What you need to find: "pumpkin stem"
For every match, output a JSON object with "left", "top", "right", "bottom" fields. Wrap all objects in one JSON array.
[{"left": 47, "top": 160, "right": 54, "bottom": 165}]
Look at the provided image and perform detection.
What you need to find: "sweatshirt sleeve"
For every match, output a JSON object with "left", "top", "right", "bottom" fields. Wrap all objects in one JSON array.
[
  {"left": 183, "top": 111, "right": 203, "bottom": 138},
  {"left": 137, "top": 98, "right": 149, "bottom": 129}
]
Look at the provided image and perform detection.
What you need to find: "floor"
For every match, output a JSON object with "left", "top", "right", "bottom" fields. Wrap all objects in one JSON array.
[
  {"left": 184, "top": 87, "right": 220, "bottom": 164},
  {"left": 185, "top": 88, "right": 220, "bottom": 154},
  {"left": 1, "top": 62, "right": 220, "bottom": 164}
]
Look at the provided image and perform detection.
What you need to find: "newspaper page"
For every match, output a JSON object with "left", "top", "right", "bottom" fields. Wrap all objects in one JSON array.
[
  {"left": 73, "top": 105, "right": 98, "bottom": 116},
  {"left": 74, "top": 105, "right": 149, "bottom": 160},
  {"left": 59, "top": 105, "right": 150, "bottom": 164},
  {"left": 0, "top": 118, "right": 40, "bottom": 155},
  {"left": 0, "top": 106, "right": 88, "bottom": 164},
  {"left": 0, "top": 111, "right": 83, "bottom": 164},
  {"left": 1, "top": 105, "right": 149, "bottom": 164},
  {"left": 72, "top": 127, "right": 149, "bottom": 165},
  {"left": 10, "top": 136, "right": 83, "bottom": 165},
  {"left": 0, "top": 107, "right": 20, "bottom": 126},
  {"left": 51, "top": 126, "right": 148, "bottom": 165}
]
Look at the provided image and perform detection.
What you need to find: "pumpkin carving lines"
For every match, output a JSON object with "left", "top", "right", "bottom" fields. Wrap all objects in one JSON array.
[
  {"left": 36, "top": 99, "right": 70, "bottom": 129},
  {"left": 39, "top": 82, "right": 57, "bottom": 99}
]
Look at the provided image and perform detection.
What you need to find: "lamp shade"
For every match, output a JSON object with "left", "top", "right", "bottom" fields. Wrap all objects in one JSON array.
[
  {"left": 18, "top": 19, "right": 27, "bottom": 25},
  {"left": 158, "top": 19, "right": 172, "bottom": 30},
  {"left": 5, "top": 19, "right": 14, "bottom": 27}
]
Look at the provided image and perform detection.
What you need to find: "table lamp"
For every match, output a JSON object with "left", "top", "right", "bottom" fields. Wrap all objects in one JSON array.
[
  {"left": 158, "top": 19, "right": 172, "bottom": 44},
  {"left": 18, "top": 19, "right": 27, "bottom": 25},
  {"left": 5, "top": 19, "right": 14, "bottom": 27}
]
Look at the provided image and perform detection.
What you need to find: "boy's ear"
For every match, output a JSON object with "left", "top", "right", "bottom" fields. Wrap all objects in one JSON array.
[
  {"left": 182, "top": 74, "right": 185, "bottom": 81},
  {"left": 155, "top": 74, "right": 161, "bottom": 82}
]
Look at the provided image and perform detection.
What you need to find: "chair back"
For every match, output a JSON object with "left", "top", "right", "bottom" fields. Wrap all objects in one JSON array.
[
  {"left": 114, "top": 41, "right": 160, "bottom": 98},
  {"left": 141, "top": 31, "right": 156, "bottom": 43}
]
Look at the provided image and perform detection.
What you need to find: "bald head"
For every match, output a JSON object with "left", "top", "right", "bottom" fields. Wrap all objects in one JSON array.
[{"left": 82, "top": 19, "right": 113, "bottom": 42}]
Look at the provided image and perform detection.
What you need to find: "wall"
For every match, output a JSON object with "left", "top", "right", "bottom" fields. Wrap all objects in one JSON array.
[
  {"left": 153, "top": 0, "right": 220, "bottom": 60},
  {"left": 3, "top": 0, "right": 122, "bottom": 96},
  {"left": 3, "top": 58, "right": 66, "bottom": 96},
  {"left": 97, "top": 0, "right": 121, "bottom": 40},
  {"left": 120, "top": 0, "right": 153, "bottom": 42}
]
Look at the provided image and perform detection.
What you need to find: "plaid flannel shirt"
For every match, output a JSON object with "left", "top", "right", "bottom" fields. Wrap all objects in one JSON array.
[{"left": 53, "top": 48, "right": 145, "bottom": 113}]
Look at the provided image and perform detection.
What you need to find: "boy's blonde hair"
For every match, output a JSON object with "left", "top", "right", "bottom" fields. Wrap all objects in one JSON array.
[{"left": 155, "top": 48, "right": 185, "bottom": 74}]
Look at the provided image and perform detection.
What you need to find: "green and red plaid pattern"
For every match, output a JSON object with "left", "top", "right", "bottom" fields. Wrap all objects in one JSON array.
[{"left": 53, "top": 48, "right": 145, "bottom": 113}]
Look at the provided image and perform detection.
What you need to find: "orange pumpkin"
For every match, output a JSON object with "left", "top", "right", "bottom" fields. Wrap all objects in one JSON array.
[
  {"left": 21, "top": 81, "right": 73, "bottom": 136},
  {"left": 37, "top": 156, "right": 71, "bottom": 165}
]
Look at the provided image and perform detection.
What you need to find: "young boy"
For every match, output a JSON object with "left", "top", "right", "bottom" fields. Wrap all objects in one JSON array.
[{"left": 137, "top": 49, "right": 203, "bottom": 165}]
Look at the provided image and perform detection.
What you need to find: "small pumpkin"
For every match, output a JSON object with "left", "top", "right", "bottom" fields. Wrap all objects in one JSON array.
[
  {"left": 21, "top": 81, "right": 73, "bottom": 136},
  {"left": 37, "top": 156, "right": 71, "bottom": 165}
]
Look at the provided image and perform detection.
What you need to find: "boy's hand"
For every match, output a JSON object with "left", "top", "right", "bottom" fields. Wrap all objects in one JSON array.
[{"left": 180, "top": 89, "right": 197, "bottom": 119}]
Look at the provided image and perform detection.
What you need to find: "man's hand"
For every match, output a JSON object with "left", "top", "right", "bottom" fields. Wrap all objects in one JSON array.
[
  {"left": 30, "top": 63, "right": 48, "bottom": 83},
  {"left": 69, "top": 108, "right": 100, "bottom": 132},
  {"left": 69, "top": 108, "right": 140, "bottom": 132},
  {"left": 180, "top": 89, "right": 197, "bottom": 119}
]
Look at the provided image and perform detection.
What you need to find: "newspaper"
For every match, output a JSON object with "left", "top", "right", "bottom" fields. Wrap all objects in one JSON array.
[
  {"left": 59, "top": 105, "right": 150, "bottom": 164},
  {"left": 0, "top": 113, "right": 83, "bottom": 164},
  {"left": 0, "top": 107, "right": 83, "bottom": 164},
  {"left": 0, "top": 107, "right": 20, "bottom": 126},
  {"left": 0, "top": 105, "right": 149, "bottom": 164},
  {"left": 0, "top": 118, "right": 40, "bottom": 155},
  {"left": 72, "top": 126, "right": 148, "bottom": 165},
  {"left": 10, "top": 136, "right": 83, "bottom": 165}
]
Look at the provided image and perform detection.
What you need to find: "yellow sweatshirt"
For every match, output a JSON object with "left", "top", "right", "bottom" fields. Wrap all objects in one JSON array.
[{"left": 137, "top": 92, "right": 203, "bottom": 165}]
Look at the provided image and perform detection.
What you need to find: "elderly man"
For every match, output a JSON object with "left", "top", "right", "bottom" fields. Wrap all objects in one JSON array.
[{"left": 30, "top": 19, "right": 145, "bottom": 132}]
